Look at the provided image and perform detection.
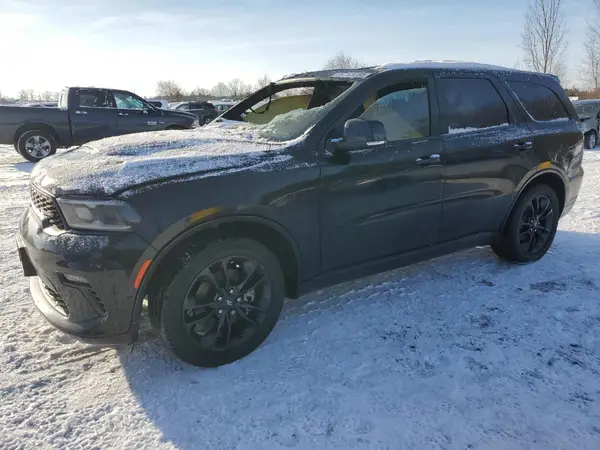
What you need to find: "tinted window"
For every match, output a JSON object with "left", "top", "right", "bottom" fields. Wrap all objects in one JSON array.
[
  {"left": 508, "top": 81, "right": 568, "bottom": 121},
  {"left": 438, "top": 78, "right": 509, "bottom": 134},
  {"left": 113, "top": 92, "right": 145, "bottom": 110},
  {"left": 359, "top": 84, "right": 430, "bottom": 141},
  {"left": 78, "top": 90, "right": 112, "bottom": 108},
  {"left": 176, "top": 103, "right": 190, "bottom": 110}
]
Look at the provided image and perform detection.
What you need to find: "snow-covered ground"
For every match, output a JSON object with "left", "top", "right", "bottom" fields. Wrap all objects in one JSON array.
[{"left": 1, "top": 145, "right": 599, "bottom": 450}]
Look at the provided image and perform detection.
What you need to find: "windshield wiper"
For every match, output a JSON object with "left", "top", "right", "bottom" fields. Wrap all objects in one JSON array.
[{"left": 248, "top": 83, "right": 275, "bottom": 115}]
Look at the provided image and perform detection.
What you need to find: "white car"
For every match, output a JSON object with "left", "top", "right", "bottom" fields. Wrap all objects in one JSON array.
[{"left": 147, "top": 99, "right": 169, "bottom": 109}]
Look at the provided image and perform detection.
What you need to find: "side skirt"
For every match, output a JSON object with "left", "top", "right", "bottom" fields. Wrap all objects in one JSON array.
[{"left": 297, "top": 232, "right": 498, "bottom": 297}]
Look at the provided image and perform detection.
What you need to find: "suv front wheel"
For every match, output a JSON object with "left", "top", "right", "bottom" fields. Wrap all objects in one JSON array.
[
  {"left": 492, "top": 184, "right": 560, "bottom": 263},
  {"left": 156, "top": 238, "right": 285, "bottom": 367}
]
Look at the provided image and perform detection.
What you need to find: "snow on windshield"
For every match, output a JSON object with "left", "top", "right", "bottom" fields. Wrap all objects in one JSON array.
[{"left": 218, "top": 102, "right": 333, "bottom": 142}]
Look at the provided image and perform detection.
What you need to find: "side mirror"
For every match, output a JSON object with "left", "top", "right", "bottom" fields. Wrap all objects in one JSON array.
[{"left": 343, "top": 118, "right": 387, "bottom": 147}]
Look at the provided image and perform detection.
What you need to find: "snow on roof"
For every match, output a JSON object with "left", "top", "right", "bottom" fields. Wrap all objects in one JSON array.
[{"left": 376, "top": 60, "right": 518, "bottom": 72}]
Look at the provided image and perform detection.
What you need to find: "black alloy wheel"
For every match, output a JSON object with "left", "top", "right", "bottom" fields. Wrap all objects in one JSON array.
[
  {"left": 156, "top": 238, "right": 285, "bottom": 367},
  {"left": 492, "top": 183, "right": 560, "bottom": 263},
  {"left": 182, "top": 256, "right": 271, "bottom": 351},
  {"left": 518, "top": 194, "right": 554, "bottom": 255}
]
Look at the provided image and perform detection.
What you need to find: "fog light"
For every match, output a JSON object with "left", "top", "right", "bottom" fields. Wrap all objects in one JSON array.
[{"left": 61, "top": 273, "right": 89, "bottom": 285}]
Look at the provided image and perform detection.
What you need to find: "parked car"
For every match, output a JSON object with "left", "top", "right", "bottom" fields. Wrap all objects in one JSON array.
[
  {"left": 0, "top": 87, "right": 199, "bottom": 162},
  {"left": 147, "top": 99, "right": 169, "bottom": 109},
  {"left": 171, "top": 101, "right": 219, "bottom": 124},
  {"left": 212, "top": 100, "right": 236, "bottom": 113},
  {"left": 572, "top": 99, "right": 600, "bottom": 149},
  {"left": 16, "top": 62, "right": 584, "bottom": 367}
]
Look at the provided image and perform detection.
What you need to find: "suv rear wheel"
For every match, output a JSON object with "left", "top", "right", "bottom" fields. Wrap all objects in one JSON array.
[
  {"left": 155, "top": 238, "right": 285, "bottom": 367},
  {"left": 492, "top": 184, "right": 560, "bottom": 263}
]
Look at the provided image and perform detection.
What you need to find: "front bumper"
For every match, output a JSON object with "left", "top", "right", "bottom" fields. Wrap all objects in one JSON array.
[{"left": 17, "top": 206, "right": 154, "bottom": 345}]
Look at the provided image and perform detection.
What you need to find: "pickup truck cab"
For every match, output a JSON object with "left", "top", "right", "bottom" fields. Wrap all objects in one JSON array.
[{"left": 0, "top": 87, "right": 199, "bottom": 162}]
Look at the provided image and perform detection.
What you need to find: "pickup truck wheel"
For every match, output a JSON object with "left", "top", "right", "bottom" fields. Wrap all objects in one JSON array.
[
  {"left": 156, "top": 238, "right": 285, "bottom": 367},
  {"left": 585, "top": 131, "right": 597, "bottom": 149},
  {"left": 17, "top": 130, "right": 57, "bottom": 163}
]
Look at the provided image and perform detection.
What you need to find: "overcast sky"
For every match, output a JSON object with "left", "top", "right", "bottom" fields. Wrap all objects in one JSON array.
[{"left": 0, "top": 0, "right": 590, "bottom": 98}]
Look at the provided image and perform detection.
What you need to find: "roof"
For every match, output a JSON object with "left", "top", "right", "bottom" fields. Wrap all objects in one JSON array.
[{"left": 280, "top": 60, "right": 545, "bottom": 82}]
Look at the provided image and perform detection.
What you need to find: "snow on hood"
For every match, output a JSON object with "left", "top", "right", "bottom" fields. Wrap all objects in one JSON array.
[{"left": 30, "top": 122, "right": 300, "bottom": 196}]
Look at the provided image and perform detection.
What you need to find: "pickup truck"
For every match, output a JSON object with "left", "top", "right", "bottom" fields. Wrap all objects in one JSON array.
[{"left": 0, "top": 87, "right": 199, "bottom": 162}]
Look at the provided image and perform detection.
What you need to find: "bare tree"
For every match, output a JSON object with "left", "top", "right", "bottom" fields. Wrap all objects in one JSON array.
[
  {"left": 255, "top": 75, "right": 272, "bottom": 90},
  {"left": 156, "top": 80, "right": 185, "bottom": 101},
  {"left": 40, "top": 91, "right": 58, "bottom": 101},
  {"left": 226, "top": 79, "right": 253, "bottom": 99},
  {"left": 581, "top": 2, "right": 600, "bottom": 89},
  {"left": 17, "top": 89, "right": 32, "bottom": 101},
  {"left": 323, "top": 51, "right": 365, "bottom": 70},
  {"left": 521, "top": 0, "right": 568, "bottom": 78},
  {"left": 190, "top": 87, "right": 210, "bottom": 98},
  {"left": 211, "top": 82, "right": 230, "bottom": 98}
]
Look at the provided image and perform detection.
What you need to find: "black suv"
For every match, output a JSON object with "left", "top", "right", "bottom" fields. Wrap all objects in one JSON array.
[
  {"left": 16, "top": 62, "right": 584, "bottom": 367},
  {"left": 171, "top": 101, "right": 219, "bottom": 124}
]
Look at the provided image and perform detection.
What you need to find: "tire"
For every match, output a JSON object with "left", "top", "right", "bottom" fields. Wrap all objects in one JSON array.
[
  {"left": 492, "top": 184, "right": 560, "bottom": 263},
  {"left": 16, "top": 130, "right": 57, "bottom": 162},
  {"left": 203, "top": 116, "right": 212, "bottom": 125},
  {"left": 156, "top": 238, "right": 285, "bottom": 367},
  {"left": 584, "top": 131, "right": 597, "bottom": 150}
]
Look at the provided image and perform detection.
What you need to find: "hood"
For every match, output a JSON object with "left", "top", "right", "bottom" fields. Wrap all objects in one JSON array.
[
  {"left": 162, "top": 109, "right": 197, "bottom": 120},
  {"left": 31, "top": 123, "right": 298, "bottom": 197}
]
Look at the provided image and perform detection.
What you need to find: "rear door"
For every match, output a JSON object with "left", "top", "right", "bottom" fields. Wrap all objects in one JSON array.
[
  {"left": 70, "top": 88, "right": 119, "bottom": 145},
  {"left": 113, "top": 90, "right": 159, "bottom": 135},
  {"left": 320, "top": 73, "right": 444, "bottom": 271},
  {"left": 436, "top": 76, "right": 535, "bottom": 240}
]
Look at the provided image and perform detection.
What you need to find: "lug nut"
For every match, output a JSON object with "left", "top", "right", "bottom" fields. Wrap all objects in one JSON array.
[{"left": 218, "top": 309, "right": 223, "bottom": 314}]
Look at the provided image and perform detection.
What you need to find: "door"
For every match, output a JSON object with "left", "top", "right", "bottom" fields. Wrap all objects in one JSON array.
[
  {"left": 70, "top": 89, "right": 119, "bottom": 145},
  {"left": 112, "top": 91, "right": 159, "bottom": 135},
  {"left": 320, "top": 75, "right": 444, "bottom": 272},
  {"left": 188, "top": 102, "right": 205, "bottom": 121},
  {"left": 436, "top": 76, "right": 535, "bottom": 240}
]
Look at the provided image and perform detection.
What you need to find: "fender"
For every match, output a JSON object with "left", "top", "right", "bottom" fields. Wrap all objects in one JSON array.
[
  {"left": 500, "top": 163, "right": 568, "bottom": 231},
  {"left": 129, "top": 213, "right": 302, "bottom": 331}
]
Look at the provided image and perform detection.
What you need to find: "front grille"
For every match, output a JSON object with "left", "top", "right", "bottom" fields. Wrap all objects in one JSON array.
[
  {"left": 30, "top": 186, "right": 66, "bottom": 230},
  {"left": 41, "top": 282, "right": 70, "bottom": 317}
]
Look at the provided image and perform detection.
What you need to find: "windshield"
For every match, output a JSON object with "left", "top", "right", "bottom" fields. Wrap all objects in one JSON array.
[
  {"left": 219, "top": 80, "right": 355, "bottom": 141},
  {"left": 574, "top": 102, "right": 600, "bottom": 118}
]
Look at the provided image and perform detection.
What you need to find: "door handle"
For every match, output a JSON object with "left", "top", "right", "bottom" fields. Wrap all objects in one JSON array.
[
  {"left": 513, "top": 141, "right": 533, "bottom": 151},
  {"left": 75, "top": 110, "right": 87, "bottom": 115},
  {"left": 415, "top": 154, "right": 441, "bottom": 165},
  {"left": 118, "top": 112, "right": 128, "bottom": 117}
]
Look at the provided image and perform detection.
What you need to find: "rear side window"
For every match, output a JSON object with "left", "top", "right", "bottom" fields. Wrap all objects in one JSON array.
[
  {"left": 437, "top": 78, "right": 509, "bottom": 134},
  {"left": 507, "top": 81, "right": 568, "bottom": 121},
  {"left": 77, "top": 90, "right": 112, "bottom": 108}
]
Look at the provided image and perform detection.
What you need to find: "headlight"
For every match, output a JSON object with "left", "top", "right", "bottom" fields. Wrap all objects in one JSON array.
[{"left": 57, "top": 198, "right": 141, "bottom": 231}]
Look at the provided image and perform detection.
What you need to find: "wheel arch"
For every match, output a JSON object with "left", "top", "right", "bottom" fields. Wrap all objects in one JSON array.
[
  {"left": 133, "top": 215, "right": 302, "bottom": 328},
  {"left": 14, "top": 123, "right": 60, "bottom": 146},
  {"left": 501, "top": 168, "right": 567, "bottom": 232}
]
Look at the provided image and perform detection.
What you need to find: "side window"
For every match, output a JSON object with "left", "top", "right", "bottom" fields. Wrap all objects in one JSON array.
[
  {"left": 113, "top": 92, "right": 145, "bottom": 110},
  {"left": 78, "top": 90, "right": 112, "bottom": 108},
  {"left": 507, "top": 81, "right": 569, "bottom": 121},
  {"left": 437, "top": 78, "right": 509, "bottom": 134},
  {"left": 176, "top": 103, "right": 190, "bottom": 111},
  {"left": 359, "top": 83, "right": 430, "bottom": 141}
]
